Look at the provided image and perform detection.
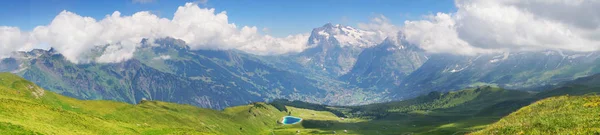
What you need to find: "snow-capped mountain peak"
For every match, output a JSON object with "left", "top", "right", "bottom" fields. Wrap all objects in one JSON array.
[{"left": 309, "top": 23, "right": 380, "bottom": 48}]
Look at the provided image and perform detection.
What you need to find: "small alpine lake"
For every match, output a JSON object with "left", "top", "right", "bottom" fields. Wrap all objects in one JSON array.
[{"left": 282, "top": 116, "right": 302, "bottom": 125}]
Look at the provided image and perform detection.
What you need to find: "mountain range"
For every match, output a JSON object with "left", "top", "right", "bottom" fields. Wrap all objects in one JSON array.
[{"left": 3, "top": 23, "right": 600, "bottom": 110}]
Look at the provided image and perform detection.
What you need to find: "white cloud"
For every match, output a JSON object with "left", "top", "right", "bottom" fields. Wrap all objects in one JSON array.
[
  {"left": 358, "top": 15, "right": 401, "bottom": 42},
  {"left": 96, "top": 43, "right": 137, "bottom": 63},
  {"left": 30, "top": 10, "right": 160, "bottom": 63},
  {"left": 0, "top": 27, "right": 34, "bottom": 58},
  {"left": 0, "top": 3, "right": 309, "bottom": 63},
  {"left": 236, "top": 33, "right": 310, "bottom": 55},
  {"left": 402, "top": 0, "right": 600, "bottom": 54},
  {"left": 402, "top": 13, "right": 496, "bottom": 55},
  {"left": 6, "top": 0, "right": 597, "bottom": 63}
]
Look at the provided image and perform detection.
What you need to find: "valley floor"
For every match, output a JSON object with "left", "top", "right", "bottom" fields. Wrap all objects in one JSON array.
[{"left": 272, "top": 108, "right": 498, "bottom": 135}]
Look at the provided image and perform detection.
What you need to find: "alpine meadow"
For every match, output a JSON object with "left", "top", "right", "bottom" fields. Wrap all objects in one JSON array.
[{"left": 2, "top": 0, "right": 600, "bottom": 134}]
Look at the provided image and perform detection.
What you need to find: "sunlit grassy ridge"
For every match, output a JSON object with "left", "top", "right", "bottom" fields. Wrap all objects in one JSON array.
[
  {"left": 472, "top": 95, "right": 600, "bottom": 134},
  {"left": 1, "top": 72, "right": 524, "bottom": 135},
  {"left": 4, "top": 71, "right": 600, "bottom": 135},
  {"left": 469, "top": 74, "right": 600, "bottom": 134},
  {"left": 0, "top": 72, "right": 286, "bottom": 135},
  {"left": 355, "top": 87, "right": 532, "bottom": 115},
  {"left": 332, "top": 87, "right": 534, "bottom": 135}
]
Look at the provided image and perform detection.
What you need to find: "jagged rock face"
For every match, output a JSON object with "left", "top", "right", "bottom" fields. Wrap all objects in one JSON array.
[
  {"left": 295, "top": 23, "right": 381, "bottom": 76},
  {"left": 17, "top": 52, "right": 260, "bottom": 109},
  {"left": 4, "top": 38, "right": 330, "bottom": 109},
  {"left": 341, "top": 33, "right": 428, "bottom": 91}
]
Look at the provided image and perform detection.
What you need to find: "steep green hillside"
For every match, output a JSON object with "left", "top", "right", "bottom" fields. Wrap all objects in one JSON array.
[
  {"left": 331, "top": 87, "right": 534, "bottom": 134},
  {"left": 535, "top": 74, "right": 600, "bottom": 99},
  {"left": 5, "top": 70, "right": 600, "bottom": 135},
  {"left": 0, "top": 72, "right": 535, "bottom": 135},
  {"left": 473, "top": 95, "right": 600, "bottom": 134},
  {"left": 469, "top": 73, "right": 600, "bottom": 134},
  {"left": 0, "top": 72, "right": 287, "bottom": 134},
  {"left": 352, "top": 87, "right": 532, "bottom": 118}
]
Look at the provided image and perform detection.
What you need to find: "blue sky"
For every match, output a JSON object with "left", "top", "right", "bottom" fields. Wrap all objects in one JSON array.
[{"left": 0, "top": 0, "right": 456, "bottom": 37}]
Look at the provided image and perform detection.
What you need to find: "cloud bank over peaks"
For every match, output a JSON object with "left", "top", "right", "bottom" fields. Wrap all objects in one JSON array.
[
  {"left": 358, "top": 15, "right": 401, "bottom": 44},
  {"left": 1, "top": 3, "right": 310, "bottom": 63},
  {"left": 4, "top": 0, "right": 598, "bottom": 63},
  {"left": 401, "top": 0, "right": 600, "bottom": 55},
  {"left": 0, "top": 27, "right": 35, "bottom": 59}
]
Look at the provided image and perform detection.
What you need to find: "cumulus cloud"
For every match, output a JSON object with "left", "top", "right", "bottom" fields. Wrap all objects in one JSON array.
[
  {"left": 358, "top": 15, "right": 401, "bottom": 42},
  {"left": 0, "top": 3, "right": 309, "bottom": 63},
  {"left": 0, "top": 27, "right": 34, "bottom": 58},
  {"left": 5, "top": 0, "right": 596, "bottom": 63},
  {"left": 95, "top": 43, "right": 137, "bottom": 63},
  {"left": 402, "top": 13, "right": 495, "bottom": 55},
  {"left": 402, "top": 0, "right": 600, "bottom": 54},
  {"left": 30, "top": 10, "right": 161, "bottom": 63}
]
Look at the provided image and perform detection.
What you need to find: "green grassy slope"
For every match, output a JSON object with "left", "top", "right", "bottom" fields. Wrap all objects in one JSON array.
[
  {"left": 342, "top": 87, "right": 533, "bottom": 135},
  {"left": 472, "top": 95, "right": 600, "bottom": 134},
  {"left": 269, "top": 87, "right": 535, "bottom": 135},
  {"left": 470, "top": 74, "right": 600, "bottom": 134},
  {"left": 0, "top": 72, "right": 532, "bottom": 135},
  {"left": 354, "top": 87, "right": 532, "bottom": 116},
  {"left": 0, "top": 72, "right": 287, "bottom": 135},
  {"left": 535, "top": 74, "right": 600, "bottom": 99},
  {"left": 5, "top": 70, "right": 600, "bottom": 135}
]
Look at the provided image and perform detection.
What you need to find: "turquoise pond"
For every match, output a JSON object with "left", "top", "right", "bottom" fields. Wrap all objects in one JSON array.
[{"left": 282, "top": 116, "right": 302, "bottom": 125}]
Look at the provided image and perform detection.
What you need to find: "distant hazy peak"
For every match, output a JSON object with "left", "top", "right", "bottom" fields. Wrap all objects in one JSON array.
[
  {"left": 376, "top": 31, "right": 423, "bottom": 51},
  {"left": 141, "top": 37, "right": 190, "bottom": 50}
]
